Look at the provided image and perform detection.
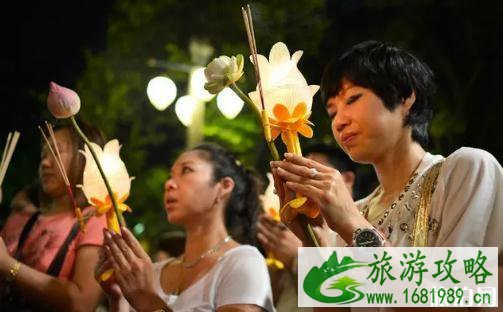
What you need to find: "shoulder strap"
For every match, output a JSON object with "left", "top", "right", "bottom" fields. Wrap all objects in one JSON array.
[
  {"left": 14, "top": 212, "right": 41, "bottom": 260},
  {"left": 412, "top": 161, "right": 444, "bottom": 247},
  {"left": 46, "top": 221, "right": 81, "bottom": 277}
]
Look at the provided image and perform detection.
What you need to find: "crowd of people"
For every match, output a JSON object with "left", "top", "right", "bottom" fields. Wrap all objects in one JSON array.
[{"left": 0, "top": 41, "right": 501, "bottom": 311}]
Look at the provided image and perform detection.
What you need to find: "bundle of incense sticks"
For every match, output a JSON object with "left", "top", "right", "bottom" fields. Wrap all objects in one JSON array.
[
  {"left": 0, "top": 131, "right": 21, "bottom": 203},
  {"left": 39, "top": 122, "right": 85, "bottom": 230},
  {"left": 241, "top": 4, "right": 279, "bottom": 160}
]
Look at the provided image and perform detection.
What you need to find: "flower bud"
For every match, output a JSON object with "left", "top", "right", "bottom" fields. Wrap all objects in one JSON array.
[{"left": 47, "top": 81, "right": 81, "bottom": 119}]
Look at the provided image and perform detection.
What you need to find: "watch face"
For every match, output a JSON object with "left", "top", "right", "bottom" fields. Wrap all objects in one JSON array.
[{"left": 355, "top": 229, "right": 382, "bottom": 247}]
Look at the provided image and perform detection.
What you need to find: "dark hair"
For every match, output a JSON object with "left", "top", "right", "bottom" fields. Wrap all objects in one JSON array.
[
  {"left": 192, "top": 143, "right": 261, "bottom": 246},
  {"left": 321, "top": 40, "right": 436, "bottom": 147},
  {"left": 304, "top": 143, "right": 356, "bottom": 173},
  {"left": 39, "top": 119, "right": 106, "bottom": 209}
]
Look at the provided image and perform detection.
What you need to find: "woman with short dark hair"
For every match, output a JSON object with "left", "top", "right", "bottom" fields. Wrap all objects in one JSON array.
[{"left": 272, "top": 40, "right": 502, "bottom": 249}]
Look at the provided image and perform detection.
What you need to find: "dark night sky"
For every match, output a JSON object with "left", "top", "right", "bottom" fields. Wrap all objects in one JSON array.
[
  {"left": 0, "top": 1, "right": 111, "bottom": 132},
  {"left": 0, "top": 2, "right": 111, "bottom": 213}
]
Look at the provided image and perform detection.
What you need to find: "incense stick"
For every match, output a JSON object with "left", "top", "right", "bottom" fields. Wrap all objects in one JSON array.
[
  {"left": 38, "top": 126, "right": 69, "bottom": 185},
  {"left": 46, "top": 122, "right": 71, "bottom": 186},
  {"left": 241, "top": 4, "right": 280, "bottom": 161},
  {"left": 0, "top": 131, "right": 20, "bottom": 187},
  {"left": 0, "top": 133, "right": 12, "bottom": 172},
  {"left": 39, "top": 124, "right": 85, "bottom": 230},
  {"left": 242, "top": 5, "right": 266, "bottom": 111}
]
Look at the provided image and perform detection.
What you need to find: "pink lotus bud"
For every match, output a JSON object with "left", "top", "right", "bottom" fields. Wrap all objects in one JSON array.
[{"left": 47, "top": 82, "right": 81, "bottom": 119}]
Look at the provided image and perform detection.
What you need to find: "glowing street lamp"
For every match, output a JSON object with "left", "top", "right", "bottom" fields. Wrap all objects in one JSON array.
[
  {"left": 147, "top": 40, "right": 243, "bottom": 147},
  {"left": 174, "top": 95, "right": 198, "bottom": 127},
  {"left": 216, "top": 87, "right": 244, "bottom": 120},
  {"left": 146, "top": 76, "right": 177, "bottom": 111},
  {"left": 189, "top": 67, "right": 215, "bottom": 102}
]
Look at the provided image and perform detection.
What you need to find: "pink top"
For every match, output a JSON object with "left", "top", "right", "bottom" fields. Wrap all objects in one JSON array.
[{"left": 0, "top": 207, "right": 107, "bottom": 280}]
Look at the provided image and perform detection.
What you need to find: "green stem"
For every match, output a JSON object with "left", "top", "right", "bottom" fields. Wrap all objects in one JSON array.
[
  {"left": 230, "top": 83, "right": 279, "bottom": 161},
  {"left": 70, "top": 116, "right": 125, "bottom": 229},
  {"left": 267, "top": 141, "right": 280, "bottom": 161},
  {"left": 230, "top": 83, "right": 260, "bottom": 116},
  {"left": 299, "top": 214, "right": 320, "bottom": 247}
]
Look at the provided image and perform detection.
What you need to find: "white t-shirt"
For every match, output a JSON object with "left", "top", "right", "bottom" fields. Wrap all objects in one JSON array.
[{"left": 152, "top": 245, "right": 275, "bottom": 312}]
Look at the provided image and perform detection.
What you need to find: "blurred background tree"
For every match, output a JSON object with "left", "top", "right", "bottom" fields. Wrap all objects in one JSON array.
[{"left": 1, "top": 0, "right": 502, "bottom": 250}]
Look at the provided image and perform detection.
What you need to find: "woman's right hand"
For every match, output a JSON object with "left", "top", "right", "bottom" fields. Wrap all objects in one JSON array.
[
  {"left": 104, "top": 227, "right": 169, "bottom": 312},
  {"left": 271, "top": 167, "right": 330, "bottom": 247},
  {"left": 272, "top": 154, "right": 371, "bottom": 244}
]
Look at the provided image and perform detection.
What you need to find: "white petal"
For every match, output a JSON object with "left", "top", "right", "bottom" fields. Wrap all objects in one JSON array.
[
  {"left": 104, "top": 139, "right": 120, "bottom": 155},
  {"left": 269, "top": 42, "right": 290, "bottom": 65},
  {"left": 210, "top": 74, "right": 225, "bottom": 80},
  {"left": 248, "top": 90, "right": 264, "bottom": 112},
  {"left": 291, "top": 50, "right": 304, "bottom": 65},
  {"left": 309, "top": 85, "right": 320, "bottom": 97},
  {"left": 262, "top": 85, "right": 313, "bottom": 116},
  {"left": 87, "top": 142, "right": 104, "bottom": 159}
]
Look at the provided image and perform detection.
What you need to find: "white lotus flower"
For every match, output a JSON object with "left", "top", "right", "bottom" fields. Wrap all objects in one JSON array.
[
  {"left": 204, "top": 54, "right": 244, "bottom": 94},
  {"left": 248, "top": 42, "right": 319, "bottom": 138},
  {"left": 80, "top": 139, "right": 133, "bottom": 232}
]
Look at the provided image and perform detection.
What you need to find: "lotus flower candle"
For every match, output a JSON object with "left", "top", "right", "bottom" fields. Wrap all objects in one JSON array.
[
  {"left": 248, "top": 42, "right": 320, "bottom": 223},
  {"left": 248, "top": 42, "right": 319, "bottom": 147},
  {"left": 80, "top": 140, "right": 133, "bottom": 233}
]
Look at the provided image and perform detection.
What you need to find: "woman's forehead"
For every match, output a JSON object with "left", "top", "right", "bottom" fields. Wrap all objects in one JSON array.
[
  {"left": 326, "top": 80, "right": 360, "bottom": 103},
  {"left": 42, "top": 128, "right": 73, "bottom": 149},
  {"left": 172, "top": 150, "right": 210, "bottom": 168},
  {"left": 338, "top": 80, "right": 361, "bottom": 95}
]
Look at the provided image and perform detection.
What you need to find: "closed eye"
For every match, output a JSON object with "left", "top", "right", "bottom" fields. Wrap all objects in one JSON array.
[
  {"left": 328, "top": 110, "right": 337, "bottom": 120},
  {"left": 346, "top": 93, "right": 362, "bottom": 105},
  {"left": 326, "top": 104, "right": 337, "bottom": 119}
]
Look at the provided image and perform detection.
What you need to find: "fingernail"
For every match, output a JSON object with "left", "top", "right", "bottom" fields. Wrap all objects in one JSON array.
[{"left": 284, "top": 153, "right": 293, "bottom": 158}]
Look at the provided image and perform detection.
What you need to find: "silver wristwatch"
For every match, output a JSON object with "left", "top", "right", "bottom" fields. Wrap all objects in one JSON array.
[{"left": 351, "top": 228, "right": 385, "bottom": 247}]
